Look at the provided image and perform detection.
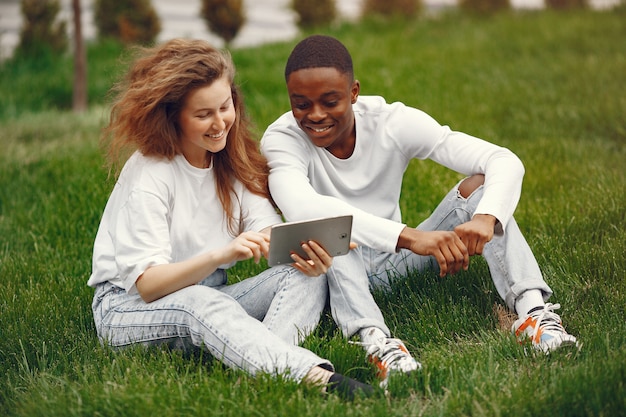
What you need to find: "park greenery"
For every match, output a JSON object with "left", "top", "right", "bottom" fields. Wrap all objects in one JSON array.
[{"left": 1, "top": 8, "right": 625, "bottom": 417}]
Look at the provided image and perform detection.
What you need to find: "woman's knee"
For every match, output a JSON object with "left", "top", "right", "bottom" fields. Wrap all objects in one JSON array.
[{"left": 458, "top": 174, "right": 485, "bottom": 198}]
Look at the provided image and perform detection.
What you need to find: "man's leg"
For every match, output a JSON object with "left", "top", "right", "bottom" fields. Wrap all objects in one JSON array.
[
  {"left": 326, "top": 249, "right": 421, "bottom": 386},
  {"left": 369, "top": 175, "right": 577, "bottom": 352},
  {"left": 370, "top": 175, "right": 552, "bottom": 304},
  {"left": 325, "top": 248, "right": 390, "bottom": 338}
]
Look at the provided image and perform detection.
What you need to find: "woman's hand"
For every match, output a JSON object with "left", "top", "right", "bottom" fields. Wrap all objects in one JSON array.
[
  {"left": 290, "top": 240, "right": 333, "bottom": 277},
  {"left": 225, "top": 231, "right": 271, "bottom": 264}
]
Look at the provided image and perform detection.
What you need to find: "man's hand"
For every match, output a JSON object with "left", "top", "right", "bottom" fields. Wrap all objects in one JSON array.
[
  {"left": 397, "top": 227, "right": 469, "bottom": 277},
  {"left": 454, "top": 214, "right": 497, "bottom": 256}
]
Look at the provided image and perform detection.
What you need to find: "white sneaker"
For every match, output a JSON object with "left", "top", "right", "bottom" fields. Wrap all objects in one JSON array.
[
  {"left": 512, "top": 303, "right": 578, "bottom": 353},
  {"left": 355, "top": 337, "right": 421, "bottom": 387}
]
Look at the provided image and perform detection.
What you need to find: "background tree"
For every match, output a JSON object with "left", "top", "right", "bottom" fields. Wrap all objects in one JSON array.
[
  {"left": 362, "top": 0, "right": 422, "bottom": 18},
  {"left": 459, "top": 0, "right": 511, "bottom": 15},
  {"left": 94, "top": 0, "right": 161, "bottom": 45},
  {"left": 16, "top": 0, "right": 67, "bottom": 58},
  {"left": 72, "top": 0, "right": 87, "bottom": 112},
  {"left": 200, "top": 0, "right": 246, "bottom": 47},
  {"left": 291, "top": 0, "right": 337, "bottom": 29},
  {"left": 545, "top": 0, "right": 587, "bottom": 9}
]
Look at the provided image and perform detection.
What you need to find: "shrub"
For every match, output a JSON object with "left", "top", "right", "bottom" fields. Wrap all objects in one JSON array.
[
  {"left": 291, "top": 0, "right": 338, "bottom": 29},
  {"left": 362, "top": 0, "right": 422, "bottom": 18},
  {"left": 200, "top": 0, "right": 246, "bottom": 46},
  {"left": 15, "top": 0, "right": 67, "bottom": 58},
  {"left": 459, "top": 0, "right": 511, "bottom": 15},
  {"left": 545, "top": 0, "right": 587, "bottom": 9},
  {"left": 94, "top": 0, "right": 161, "bottom": 45}
]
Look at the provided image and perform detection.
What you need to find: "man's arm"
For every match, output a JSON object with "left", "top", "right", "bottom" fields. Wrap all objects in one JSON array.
[{"left": 261, "top": 124, "right": 405, "bottom": 254}]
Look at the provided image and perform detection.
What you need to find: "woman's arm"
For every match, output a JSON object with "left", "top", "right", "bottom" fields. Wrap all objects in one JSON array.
[
  {"left": 137, "top": 231, "right": 271, "bottom": 302},
  {"left": 137, "top": 225, "right": 341, "bottom": 303}
]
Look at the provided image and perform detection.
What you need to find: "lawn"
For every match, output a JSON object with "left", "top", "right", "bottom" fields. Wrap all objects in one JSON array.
[{"left": 1, "top": 8, "right": 625, "bottom": 417}]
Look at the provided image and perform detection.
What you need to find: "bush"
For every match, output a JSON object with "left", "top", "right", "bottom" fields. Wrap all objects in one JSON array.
[
  {"left": 545, "top": 0, "right": 587, "bottom": 9},
  {"left": 459, "top": 0, "right": 511, "bottom": 15},
  {"left": 200, "top": 0, "right": 246, "bottom": 46},
  {"left": 0, "top": 39, "right": 125, "bottom": 119},
  {"left": 362, "top": 0, "right": 422, "bottom": 18},
  {"left": 94, "top": 0, "right": 161, "bottom": 45},
  {"left": 291, "top": 0, "right": 338, "bottom": 29},
  {"left": 15, "top": 0, "right": 67, "bottom": 58}
]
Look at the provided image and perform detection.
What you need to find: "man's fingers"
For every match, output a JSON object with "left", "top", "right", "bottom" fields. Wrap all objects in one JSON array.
[
  {"left": 459, "top": 240, "right": 471, "bottom": 268},
  {"left": 437, "top": 239, "right": 469, "bottom": 277},
  {"left": 475, "top": 240, "right": 485, "bottom": 255},
  {"left": 435, "top": 250, "right": 450, "bottom": 277}
]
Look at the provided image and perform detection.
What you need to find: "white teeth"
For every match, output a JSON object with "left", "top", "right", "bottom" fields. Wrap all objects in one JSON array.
[
  {"left": 206, "top": 131, "right": 224, "bottom": 139},
  {"left": 311, "top": 126, "right": 331, "bottom": 133}
]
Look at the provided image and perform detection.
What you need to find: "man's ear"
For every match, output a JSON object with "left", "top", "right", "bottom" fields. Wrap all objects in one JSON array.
[{"left": 351, "top": 80, "right": 360, "bottom": 104}]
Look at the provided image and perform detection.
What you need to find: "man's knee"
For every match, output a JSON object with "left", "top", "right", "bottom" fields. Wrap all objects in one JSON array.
[{"left": 458, "top": 174, "right": 485, "bottom": 198}]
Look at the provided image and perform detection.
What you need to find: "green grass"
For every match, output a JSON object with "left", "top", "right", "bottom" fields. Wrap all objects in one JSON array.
[{"left": 1, "top": 9, "right": 625, "bottom": 417}]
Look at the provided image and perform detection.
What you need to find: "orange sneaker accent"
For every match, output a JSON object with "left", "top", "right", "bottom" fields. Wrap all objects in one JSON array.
[
  {"left": 368, "top": 355, "right": 388, "bottom": 380},
  {"left": 368, "top": 342, "right": 410, "bottom": 379},
  {"left": 358, "top": 338, "right": 420, "bottom": 387},
  {"left": 515, "top": 316, "right": 537, "bottom": 340},
  {"left": 511, "top": 303, "right": 578, "bottom": 353}
]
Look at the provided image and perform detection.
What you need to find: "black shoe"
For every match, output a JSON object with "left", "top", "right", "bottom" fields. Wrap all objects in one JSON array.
[{"left": 326, "top": 372, "right": 374, "bottom": 400}]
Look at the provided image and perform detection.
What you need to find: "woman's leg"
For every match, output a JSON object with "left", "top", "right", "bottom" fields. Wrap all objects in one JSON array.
[
  {"left": 92, "top": 282, "right": 330, "bottom": 382},
  {"left": 210, "top": 265, "right": 328, "bottom": 345}
]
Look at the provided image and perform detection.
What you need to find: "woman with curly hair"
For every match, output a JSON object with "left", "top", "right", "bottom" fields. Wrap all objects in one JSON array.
[{"left": 87, "top": 39, "right": 372, "bottom": 400}]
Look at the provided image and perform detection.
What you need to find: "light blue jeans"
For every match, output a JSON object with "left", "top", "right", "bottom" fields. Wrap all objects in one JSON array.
[
  {"left": 327, "top": 181, "right": 553, "bottom": 338},
  {"left": 91, "top": 265, "right": 331, "bottom": 382}
]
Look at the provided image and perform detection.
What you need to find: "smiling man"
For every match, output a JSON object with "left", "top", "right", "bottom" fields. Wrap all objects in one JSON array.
[{"left": 260, "top": 35, "right": 578, "bottom": 366}]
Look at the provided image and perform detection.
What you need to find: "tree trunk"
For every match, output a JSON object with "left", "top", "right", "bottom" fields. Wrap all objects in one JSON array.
[{"left": 72, "top": 0, "right": 87, "bottom": 112}]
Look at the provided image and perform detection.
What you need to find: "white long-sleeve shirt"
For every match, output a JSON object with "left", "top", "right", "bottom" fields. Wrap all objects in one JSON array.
[
  {"left": 88, "top": 151, "right": 281, "bottom": 294},
  {"left": 261, "top": 95, "right": 524, "bottom": 254}
]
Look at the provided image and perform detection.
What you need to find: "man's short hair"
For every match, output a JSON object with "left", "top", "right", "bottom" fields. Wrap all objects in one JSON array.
[{"left": 285, "top": 35, "right": 354, "bottom": 81}]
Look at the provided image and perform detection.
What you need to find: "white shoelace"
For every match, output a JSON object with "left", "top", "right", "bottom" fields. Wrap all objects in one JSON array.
[
  {"left": 529, "top": 303, "right": 566, "bottom": 338},
  {"left": 351, "top": 338, "right": 419, "bottom": 372}
]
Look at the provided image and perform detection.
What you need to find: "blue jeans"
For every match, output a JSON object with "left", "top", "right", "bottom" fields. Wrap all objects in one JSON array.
[
  {"left": 327, "top": 180, "right": 553, "bottom": 338},
  {"left": 91, "top": 265, "right": 331, "bottom": 381}
]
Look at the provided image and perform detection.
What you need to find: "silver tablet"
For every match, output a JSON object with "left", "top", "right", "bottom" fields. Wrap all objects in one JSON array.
[{"left": 267, "top": 215, "right": 353, "bottom": 267}]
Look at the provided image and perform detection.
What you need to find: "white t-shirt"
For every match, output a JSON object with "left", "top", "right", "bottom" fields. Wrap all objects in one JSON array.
[
  {"left": 88, "top": 151, "right": 281, "bottom": 294},
  {"left": 261, "top": 95, "right": 524, "bottom": 254}
]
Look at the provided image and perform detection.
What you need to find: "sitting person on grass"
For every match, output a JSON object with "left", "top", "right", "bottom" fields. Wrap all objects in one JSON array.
[{"left": 260, "top": 35, "right": 578, "bottom": 366}]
